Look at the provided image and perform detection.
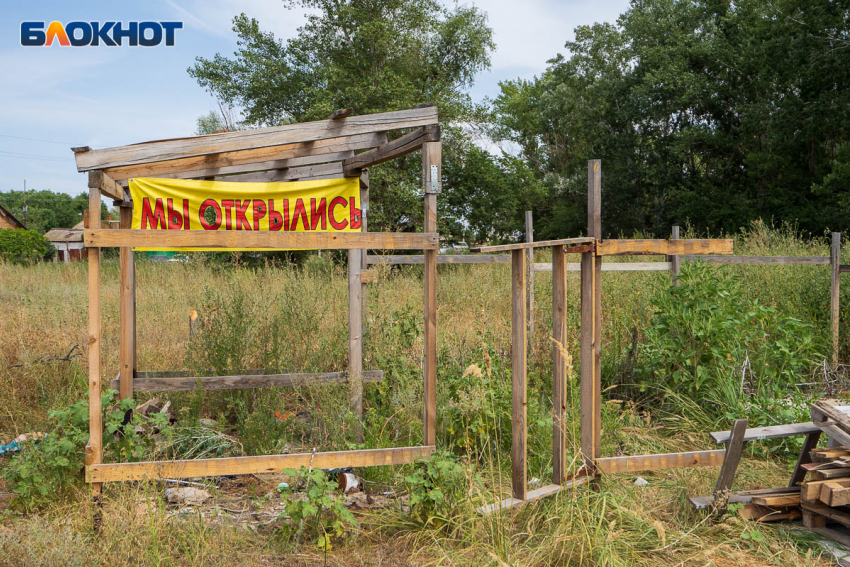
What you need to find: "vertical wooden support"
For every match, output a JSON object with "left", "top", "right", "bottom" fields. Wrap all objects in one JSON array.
[
  {"left": 552, "top": 245, "right": 568, "bottom": 485},
  {"left": 832, "top": 232, "right": 841, "bottom": 366},
  {"left": 526, "top": 211, "right": 534, "bottom": 347},
  {"left": 789, "top": 430, "right": 822, "bottom": 488},
  {"left": 359, "top": 171, "right": 369, "bottom": 315},
  {"left": 348, "top": 248, "right": 363, "bottom": 442},
  {"left": 422, "top": 142, "right": 440, "bottom": 446},
  {"left": 511, "top": 249, "right": 528, "bottom": 500},
  {"left": 713, "top": 418, "right": 748, "bottom": 511},
  {"left": 86, "top": 187, "right": 103, "bottom": 508},
  {"left": 118, "top": 205, "right": 135, "bottom": 400},
  {"left": 671, "top": 225, "right": 681, "bottom": 286},
  {"left": 580, "top": 159, "right": 602, "bottom": 472}
]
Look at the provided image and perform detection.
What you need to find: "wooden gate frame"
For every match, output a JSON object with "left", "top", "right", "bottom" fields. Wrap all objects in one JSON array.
[
  {"left": 476, "top": 160, "right": 734, "bottom": 512},
  {"left": 73, "top": 107, "right": 442, "bottom": 502}
]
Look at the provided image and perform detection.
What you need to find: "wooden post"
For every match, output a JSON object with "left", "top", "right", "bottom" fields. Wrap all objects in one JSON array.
[
  {"left": 511, "top": 249, "right": 528, "bottom": 500},
  {"left": 526, "top": 211, "right": 534, "bottom": 348},
  {"left": 86, "top": 187, "right": 103, "bottom": 509},
  {"left": 832, "top": 232, "right": 841, "bottom": 366},
  {"left": 423, "top": 141, "right": 440, "bottom": 446},
  {"left": 118, "top": 204, "right": 135, "bottom": 400},
  {"left": 580, "top": 159, "right": 602, "bottom": 472},
  {"left": 789, "top": 430, "right": 822, "bottom": 488},
  {"left": 360, "top": 170, "right": 369, "bottom": 315},
  {"left": 348, "top": 249, "right": 363, "bottom": 442},
  {"left": 552, "top": 245, "right": 567, "bottom": 485},
  {"left": 713, "top": 418, "right": 748, "bottom": 511},
  {"left": 671, "top": 225, "right": 681, "bottom": 286}
]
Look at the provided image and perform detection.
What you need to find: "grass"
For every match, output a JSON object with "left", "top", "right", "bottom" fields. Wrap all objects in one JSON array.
[{"left": 0, "top": 221, "right": 847, "bottom": 565}]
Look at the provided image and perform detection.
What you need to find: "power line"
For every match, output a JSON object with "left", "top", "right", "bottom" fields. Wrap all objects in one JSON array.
[
  {"left": 0, "top": 151, "right": 75, "bottom": 163},
  {"left": 0, "top": 133, "right": 79, "bottom": 145}
]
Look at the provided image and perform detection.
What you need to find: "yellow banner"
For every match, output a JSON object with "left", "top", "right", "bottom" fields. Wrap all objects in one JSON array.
[{"left": 130, "top": 176, "right": 361, "bottom": 251}]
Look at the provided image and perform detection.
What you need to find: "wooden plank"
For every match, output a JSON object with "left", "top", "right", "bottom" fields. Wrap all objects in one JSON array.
[
  {"left": 83, "top": 229, "right": 439, "bottom": 250},
  {"left": 597, "top": 449, "right": 726, "bottom": 474},
  {"left": 589, "top": 161, "right": 602, "bottom": 469},
  {"left": 689, "top": 486, "right": 801, "bottom": 509},
  {"left": 526, "top": 212, "right": 534, "bottom": 348},
  {"left": 803, "top": 479, "right": 850, "bottom": 501},
  {"left": 713, "top": 419, "right": 749, "bottom": 510},
  {"left": 790, "top": 430, "right": 822, "bottom": 487},
  {"left": 751, "top": 493, "right": 801, "bottom": 507},
  {"left": 86, "top": 187, "right": 103, "bottom": 504},
  {"left": 349, "top": 249, "right": 363, "bottom": 442},
  {"left": 670, "top": 226, "right": 681, "bottom": 285},
  {"left": 552, "top": 245, "right": 567, "bottom": 485},
  {"left": 367, "top": 254, "right": 510, "bottom": 265},
  {"left": 472, "top": 237, "right": 595, "bottom": 253},
  {"left": 476, "top": 476, "right": 590, "bottom": 514},
  {"left": 109, "top": 370, "right": 384, "bottom": 392},
  {"left": 813, "top": 466, "right": 850, "bottom": 480},
  {"left": 579, "top": 247, "right": 597, "bottom": 471},
  {"left": 88, "top": 170, "right": 124, "bottom": 201},
  {"left": 533, "top": 262, "right": 673, "bottom": 272},
  {"left": 118, "top": 206, "right": 135, "bottom": 400},
  {"left": 683, "top": 255, "right": 830, "bottom": 265},
  {"left": 213, "top": 162, "right": 344, "bottom": 183},
  {"left": 75, "top": 107, "right": 439, "bottom": 171},
  {"left": 343, "top": 125, "right": 439, "bottom": 175},
  {"left": 710, "top": 421, "right": 819, "bottom": 444},
  {"left": 107, "top": 134, "right": 384, "bottom": 182},
  {"left": 87, "top": 445, "right": 435, "bottom": 483},
  {"left": 833, "top": 233, "right": 842, "bottom": 366},
  {"left": 802, "top": 502, "right": 850, "bottom": 529},
  {"left": 422, "top": 141, "right": 439, "bottom": 447},
  {"left": 597, "top": 239, "right": 734, "bottom": 256},
  {"left": 511, "top": 249, "right": 528, "bottom": 500}
]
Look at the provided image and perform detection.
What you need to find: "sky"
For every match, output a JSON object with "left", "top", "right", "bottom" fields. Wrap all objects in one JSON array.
[{"left": 0, "top": 0, "right": 630, "bottom": 198}]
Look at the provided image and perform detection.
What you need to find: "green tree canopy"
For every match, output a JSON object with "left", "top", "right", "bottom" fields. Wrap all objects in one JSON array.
[{"left": 0, "top": 190, "right": 102, "bottom": 234}]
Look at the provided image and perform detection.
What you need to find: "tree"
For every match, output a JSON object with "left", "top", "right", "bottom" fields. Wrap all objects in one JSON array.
[
  {"left": 189, "top": 0, "right": 532, "bottom": 240},
  {"left": 0, "top": 190, "right": 104, "bottom": 234}
]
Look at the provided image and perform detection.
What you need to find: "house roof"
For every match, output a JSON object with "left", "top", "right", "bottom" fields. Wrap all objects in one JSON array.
[
  {"left": 45, "top": 224, "right": 84, "bottom": 242},
  {"left": 0, "top": 203, "right": 26, "bottom": 229}
]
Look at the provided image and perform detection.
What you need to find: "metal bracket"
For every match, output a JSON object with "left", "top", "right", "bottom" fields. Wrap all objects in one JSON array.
[{"left": 427, "top": 164, "right": 441, "bottom": 194}]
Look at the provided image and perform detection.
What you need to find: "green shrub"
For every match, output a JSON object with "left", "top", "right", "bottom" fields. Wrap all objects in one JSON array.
[
  {"left": 404, "top": 450, "right": 468, "bottom": 527},
  {"left": 0, "top": 229, "right": 54, "bottom": 264}
]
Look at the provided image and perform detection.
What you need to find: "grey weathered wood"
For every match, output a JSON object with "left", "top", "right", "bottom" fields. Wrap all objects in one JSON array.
[
  {"left": 87, "top": 187, "right": 104, "bottom": 505},
  {"left": 682, "top": 255, "right": 830, "bottom": 265},
  {"left": 422, "top": 141, "right": 439, "bottom": 447},
  {"left": 472, "top": 237, "right": 595, "bottom": 253},
  {"left": 108, "top": 370, "right": 384, "bottom": 392},
  {"left": 213, "top": 162, "right": 344, "bottom": 183},
  {"left": 790, "top": 430, "right": 823, "bottom": 487},
  {"left": 671, "top": 225, "right": 681, "bottom": 285},
  {"left": 588, "top": 160, "right": 602, "bottom": 471},
  {"left": 511, "top": 249, "right": 527, "bottom": 500},
  {"left": 329, "top": 107, "right": 353, "bottom": 120},
  {"left": 367, "top": 254, "right": 509, "bottom": 264},
  {"left": 526, "top": 211, "right": 534, "bottom": 348},
  {"left": 533, "top": 262, "right": 672, "bottom": 272},
  {"left": 833, "top": 233, "right": 842, "bottom": 366},
  {"left": 713, "top": 419, "right": 749, "bottom": 510},
  {"left": 552, "top": 245, "right": 567, "bottom": 485},
  {"left": 710, "top": 421, "right": 819, "bottom": 444},
  {"left": 343, "top": 125, "right": 439, "bottom": 175},
  {"left": 689, "top": 486, "right": 801, "bottom": 509},
  {"left": 349, "top": 249, "right": 363, "bottom": 442},
  {"left": 476, "top": 477, "right": 590, "bottom": 514},
  {"left": 75, "top": 107, "right": 439, "bottom": 171},
  {"left": 118, "top": 206, "right": 135, "bottom": 400}
]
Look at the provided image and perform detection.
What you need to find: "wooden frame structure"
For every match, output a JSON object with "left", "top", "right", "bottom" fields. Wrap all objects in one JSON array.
[
  {"left": 74, "top": 107, "right": 442, "bottom": 501},
  {"left": 475, "top": 160, "right": 735, "bottom": 512}
]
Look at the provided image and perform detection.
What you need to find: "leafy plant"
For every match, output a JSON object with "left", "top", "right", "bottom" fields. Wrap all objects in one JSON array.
[
  {"left": 0, "top": 229, "right": 54, "bottom": 264},
  {"left": 278, "top": 467, "right": 357, "bottom": 555},
  {"left": 404, "top": 450, "right": 467, "bottom": 527},
  {"left": 3, "top": 390, "right": 172, "bottom": 510}
]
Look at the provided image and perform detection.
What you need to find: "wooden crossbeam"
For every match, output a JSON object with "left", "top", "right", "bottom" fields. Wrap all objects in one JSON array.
[
  {"left": 75, "top": 107, "right": 439, "bottom": 171},
  {"left": 83, "top": 229, "right": 439, "bottom": 250},
  {"left": 533, "top": 262, "right": 672, "bottom": 272},
  {"left": 597, "top": 239, "right": 733, "bottom": 256},
  {"left": 710, "top": 421, "right": 819, "bottom": 444},
  {"left": 88, "top": 170, "right": 124, "bottom": 201},
  {"left": 214, "top": 162, "right": 344, "bottom": 183},
  {"left": 596, "top": 450, "right": 726, "bottom": 474},
  {"left": 108, "top": 370, "right": 384, "bottom": 392},
  {"left": 86, "top": 445, "right": 435, "bottom": 483},
  {"left": 472, "top": 237, "right": 595, "bottom": 253},
  {"left": 106, "top": 133, "right": 385, "bottom": 183},
  {"left": 367, "top": 254, "right": 510, "bottom": 265},
  {"left": 343, "top": 125, "right": 440, "bottom": 175},
  {"left": 685, "top": 255, "right": 830, "bottom": 265}
]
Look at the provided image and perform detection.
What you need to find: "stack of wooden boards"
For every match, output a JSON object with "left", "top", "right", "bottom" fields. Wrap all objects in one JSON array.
[{"left": 802, "top": 402, "right": 850, "bottom": 533}]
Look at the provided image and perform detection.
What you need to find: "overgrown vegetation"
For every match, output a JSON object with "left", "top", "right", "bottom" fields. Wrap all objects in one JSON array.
[{"left": 0, "top": 229, "right": 54, "bottom": 264}]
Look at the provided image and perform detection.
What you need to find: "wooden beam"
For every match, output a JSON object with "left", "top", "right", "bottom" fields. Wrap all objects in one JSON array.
[
  {"left": 106, "top": 134, "right": 385, "bottom": 182},
  {"left": 76, "top": 107, "right": 439, "bottom": 171},
  {"left": 790, "top": 430, "right": 822, "bottom": 488},
  {"left": 86, "top": 187, "right": 103, "bottom": 505},
  {"left": 118, "top": 206, "right": 135, "bottom": 400},
  {"left": 597, "top": 449, "right": 726, "bottom": 474},
  {"left": 512, "top": 249, "right": 528, "bottom": 500},
  {"left": 213, "top": 162, "right": 344, "bottom": 183},
  {"left": 670, "top": 226, "right": 681, "bottom": 285},
  {"left": 552, "top": 245, "right": 567, "bottom": 485},
  {"left": 579, "top": 246, "right": 597, "bottom": 472},
  {"left": 833, "top": 233, "right": 842, "bottom": 366},
  {"left": 713, "top": 419, "right": 748, "bottom": 511},
  {"left": 476, "top": 476, "right": 590, "bottom": 515},
  {"left": 88, "top": 170, "right": 124, "bottom": 201},
  {"left": 533, "top": 262, "right": 673, "bottom": 272},
  {"left": 367, "top": 254, "right": 510, "bottom": 264},
  {"left": 597, "top": 239, "right": 734, "bottom": 256},
  {"left": 83, "top": 229, "right": 439, "bottom": 250},
  {"left": 343, "top": 125, "right": 440, "bottom": 175},
  {"left": 683, "top": 255, "right": 830, "bottom": 265},
  {"left": 422, "top": 142, "right": 439, "bottom": 447},
  {"left": 87, "top": 445, "right": 435, "bottom": 483},
  {"left": 710, "top": 421, "right": 819, "bottom": 444},
  {"left": 526, "top": 212, "right": 534, "bottom": 348},
  {"left": 349, "top": 249, "right": 363, "bottom": 442},
  {"left": 472, "top": 237, "right": 595, "bottom": 253},
  {"left": 107, "top": 370, "right": 384, "bottom": 392}
]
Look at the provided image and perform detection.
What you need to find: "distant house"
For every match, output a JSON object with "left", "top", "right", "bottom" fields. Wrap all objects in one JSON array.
[
  {"left": 0, "top": 203, "right": 26, "bottom": 229},
  {"left": 45, "top": 221, "right": 86, "bottom": 262}
]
